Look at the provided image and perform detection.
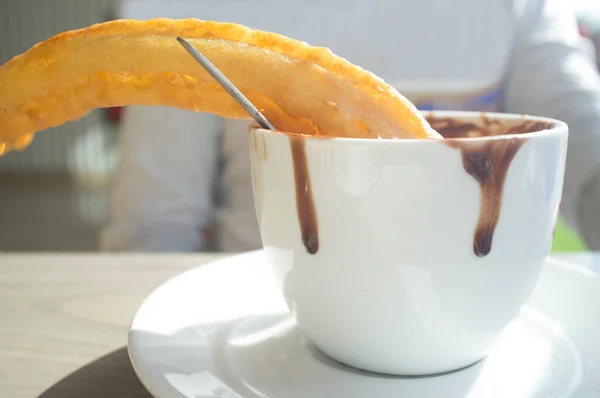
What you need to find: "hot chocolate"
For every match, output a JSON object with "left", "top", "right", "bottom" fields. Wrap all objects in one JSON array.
[{"left": 249, "top": 111, "right": 567, "bottom": 375}]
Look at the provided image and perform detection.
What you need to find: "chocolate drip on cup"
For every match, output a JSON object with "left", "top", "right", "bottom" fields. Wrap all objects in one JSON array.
[
  {"left": 290, "top": 136, "right": 319, "bottom": 255},
  {"left": 427, "top": 115, "right": 554, "bottom": 257},
  {"left": 455, "top": 138, "right": 525, "bottom": 257}
]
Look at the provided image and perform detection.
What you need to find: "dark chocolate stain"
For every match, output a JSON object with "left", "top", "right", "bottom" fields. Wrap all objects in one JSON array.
[
  {"left": 427, "top": 115, "right": 554, "bottom": 257},
  {"left": 290, "top": 135, "right": 319, "bottom": 254}
]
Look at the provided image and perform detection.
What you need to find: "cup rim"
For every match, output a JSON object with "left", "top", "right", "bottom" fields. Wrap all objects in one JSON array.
[{"left": 249, "top": 111, "right": 568, "bottom": 143}]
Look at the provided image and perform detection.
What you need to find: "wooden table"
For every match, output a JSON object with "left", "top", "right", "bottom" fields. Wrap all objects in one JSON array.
[
  {"left": 0, "top": 253, "right": 225, "bottom": 398},
  {"left": 1, "top": 252, "right": 599, "bottom": 397}
]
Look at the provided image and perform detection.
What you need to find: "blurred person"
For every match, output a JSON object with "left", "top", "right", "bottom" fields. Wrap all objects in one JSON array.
[
  {"left": 101, "top": 0, "right": 600, "bottom": 252},
  {"left": 573, "top": 2, "right": 600, "bottom": 70}
]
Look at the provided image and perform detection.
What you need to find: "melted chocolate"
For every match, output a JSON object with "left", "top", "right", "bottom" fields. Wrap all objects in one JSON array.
[
  {"left": 290, "top": 136, "right": 319, "bottom": 254},
  {"left": 427, "top": 116, "right": 554, "bottom": 257},
  {"left": 286, "top": 116, "right": 553, "bottom": 258}
]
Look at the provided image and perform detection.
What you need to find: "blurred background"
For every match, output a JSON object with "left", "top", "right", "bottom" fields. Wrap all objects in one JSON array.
[
  {"left": 0, "top": 0, "right": 120, "bottom": 251},
  {"left": 0, "top": 0, "right": 597, "bottom": 252}
]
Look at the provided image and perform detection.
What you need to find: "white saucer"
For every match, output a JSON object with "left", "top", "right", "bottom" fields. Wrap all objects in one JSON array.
[{"left": 128, "top": 250, "right": 600, "bottom": 397}]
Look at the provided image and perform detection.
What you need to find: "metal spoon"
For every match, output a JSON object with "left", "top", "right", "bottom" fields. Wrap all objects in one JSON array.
[{"left": 176, "top": 37, "right": 275, "bottom": 131}]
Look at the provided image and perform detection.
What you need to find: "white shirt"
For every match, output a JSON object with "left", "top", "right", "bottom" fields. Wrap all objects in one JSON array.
[{"left": 101, "top": 0, "right": 600, "bottom": 252}]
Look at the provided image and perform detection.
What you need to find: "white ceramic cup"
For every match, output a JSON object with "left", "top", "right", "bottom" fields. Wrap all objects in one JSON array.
[{"left": 248, "top": 111, "right": 568, "bottom": 376}]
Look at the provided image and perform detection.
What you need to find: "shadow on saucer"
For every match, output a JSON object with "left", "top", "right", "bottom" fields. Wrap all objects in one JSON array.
[
  {"left": 226, "top": 314, "right": 486, "bottom": 397},
  {"left": 128, "top": 314, "right": 486, "bottom": 398},
  {"left": 38, "top": 347, "right": 152, "bottom": 398},
  {"left": 305, "top": 337, "right": 484, "bottom": 380}
]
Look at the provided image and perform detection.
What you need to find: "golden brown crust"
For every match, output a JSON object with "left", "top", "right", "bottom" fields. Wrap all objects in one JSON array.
[{"left": 0, "top": 18, "right": 437, "bottom": 154}]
